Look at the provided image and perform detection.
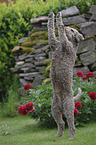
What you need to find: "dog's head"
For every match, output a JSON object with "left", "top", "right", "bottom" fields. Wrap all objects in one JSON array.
[{"left": 65, "top": 27, "right": 84, "bottom": 45}]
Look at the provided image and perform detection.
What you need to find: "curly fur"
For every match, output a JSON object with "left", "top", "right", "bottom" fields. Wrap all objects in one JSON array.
[{"left": 48, "top": 12, "right": 84, "bottom": 139}]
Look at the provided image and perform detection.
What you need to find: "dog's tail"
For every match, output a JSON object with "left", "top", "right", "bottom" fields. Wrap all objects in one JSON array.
[{"left": 73, "top": 88, "right": 82, "bottom": 102}]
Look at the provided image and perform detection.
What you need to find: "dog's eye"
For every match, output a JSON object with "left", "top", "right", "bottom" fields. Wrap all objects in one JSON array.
[{"left": 71, "top": 29, "right": 74, "bottom": 32}]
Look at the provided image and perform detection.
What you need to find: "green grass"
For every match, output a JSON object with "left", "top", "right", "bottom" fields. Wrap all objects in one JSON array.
[{"left": 0, "top": 116, "right": 96, "bottom": 145}]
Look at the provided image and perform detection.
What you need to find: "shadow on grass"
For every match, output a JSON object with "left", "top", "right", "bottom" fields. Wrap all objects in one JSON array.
[{"left": 15, "top": 120, "right": 55, "bottom": 134}]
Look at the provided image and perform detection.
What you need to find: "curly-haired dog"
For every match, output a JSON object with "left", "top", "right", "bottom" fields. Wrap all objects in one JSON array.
[{"left": 48, "top": 12, "right": 84, "bottom": 139}]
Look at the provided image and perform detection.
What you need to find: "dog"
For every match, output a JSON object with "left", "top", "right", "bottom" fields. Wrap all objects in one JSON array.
[{"left": 48, "top": 12, "right": 84, "bottom": 139}]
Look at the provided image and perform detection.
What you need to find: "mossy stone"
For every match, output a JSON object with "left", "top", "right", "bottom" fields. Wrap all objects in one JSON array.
[
  {"left": 22, "top": 40, "right": 48, "bottom": 48},
  {"left": 21, "top": 46, "right": 35, "bottom": 53},
  {"left": 46, "top": 65, "right": 51, "bottom": 72},
  {"left": 69, "top": 24, "right": 80, "bottom": 32},
  {"left": 43, "top": 78, "right": 51, "bottom": 83},
  {"left": 43, "top": 59, "right": 51, "bottom": 65},
  {"left": 84, "top": 36, "right": 96, "bottom": 41},
  {"left": 30, "top": 31, "right": 48, "bottom": 41}
]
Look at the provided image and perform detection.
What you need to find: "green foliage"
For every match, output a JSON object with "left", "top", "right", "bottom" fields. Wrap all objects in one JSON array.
[
  {"left": 29, "top": 83, "right": 56, "bottom": 127},
  {"left": 73, "top": 76, "right": 96, "bottom": 126},
  {"left": 1, "top": 75, "right": 20, "bottom": 117},
  {"left": 0, "top": 3, "right": 29, "bottom": 100},
  {"left": 29, "top": 77, "right": 96, "bottom": 127}
]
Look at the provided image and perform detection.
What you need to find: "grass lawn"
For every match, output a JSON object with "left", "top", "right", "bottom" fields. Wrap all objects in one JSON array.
[{"left": 0, "top": 115, "right": 96, "bottom": 145}]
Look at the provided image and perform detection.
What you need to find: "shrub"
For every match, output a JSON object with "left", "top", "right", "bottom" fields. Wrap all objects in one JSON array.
[
  {"left": 1, "top": 75, "right": 20, "bottom": 117},
  {"left": 29, "top": 74, "right": 96, "bottom": 127},
  {"left": 29, "top": 83, "right": 56, "bottom": 128},
  {"left": 73, "top": 76, "right": 96, "bottom": 126},
  {"left": 0, "top": 2, "right": 29, "bottom": 101}
]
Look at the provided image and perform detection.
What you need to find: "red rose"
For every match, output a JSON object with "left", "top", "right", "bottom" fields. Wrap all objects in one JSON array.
[
  {"left": 26, "top": 102, "right": 33, "bottom": 111},
  {"left": 18, "top": 105, "right": 29, "bottom": 115},
  {"left": 74, "top": 108, "right": 79, "bottom": 116},
  {"left": 75, "top": 101, "right": 82, "bottom": 109},
  {"left": 86, "top": 72, "right": 94, "bottom": 78},
  {"left": 24, "top": 84, "right": 31, "bottom": 91},
  {"left": 89, "top": 92, "right": 96, "bottom": 101},
  {"left": 82, "top": 75, "right": 87, "bottom": 79},
  {"left": 76, "top": 71, "right": 83, "bottom": 77},
  {"left": 18, "top": 106, "right": 23, "bottom": 115},
  {"left": 22, "top": 105, "right": 30, "bottom": 115}
]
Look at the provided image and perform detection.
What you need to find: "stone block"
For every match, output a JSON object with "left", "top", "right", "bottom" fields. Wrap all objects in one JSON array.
[
  {"left": 89, "top": 14, "right": 96, "bottom": 21},
  {"left": 33, "top": 42, "right": 48, "bottom": 49},
  {"left": 39, "top": 69, "right": 46, "bottom": 74},
  {"left": 18, "top": 37, "right": 28, "bottom": 44},
  {"left": 31, "top": 75, "right": 46, "bottom": 88},
  {"left": 15, "top": 63, "right": 35, "bottom": 70},
  {"left": 24, "top": 77, "right": 34, "bottom": 81},
  {"left": 22, "top": 63, "right": 35, "bottom": 68},
  {"left": 36, "top": 66, "right": 46, "bottom": 70},
  {"left": 89, "top": 62, "right": 96, "bottom": 72},
  {"left": 89, "top": 5, "right": 96, "bottom": 14},
  {"left": 19, "top": 53, "right": 28, "bottom": 60},
  {"left": 16, "top": 61, "right": 25, "bottom": 66},
  {"left": 61, "top": 6, "right": 80, "bottom": 18},
  {"left": 21, "top": 67, "right": 36, "bottom": 73},
  {"left": 19, "top": 79, "right": 27, "bottom": 86},
  {"left": 36, "top": 53, "right": 47, "bottom": 57},
  {"left": 34, "top": 61, "right": 47, "bottom": 66},
  {"left": 31, "top": 49, "right": 43, "bottom": 54},
  {"left": 35, "top": 56, "right": 46, "bottom": 61},
  {"left": 25, "top": 58, "right": 33, "bottom": 62},
  {"left": 77, "top": 38, "right": 95, "bottom": 54},
  {"left": 30, "top": 16, "right": 48, "bottom": 24},
  {"left": 19, "top": 72, "right": 40, "bottom": 77},
  {"left": 63, "top": 15, "right": 87, "bottom": 26},
  {"left": 80, "top": 50, "right": 96, "bottom": 66},
  {"left": 41, "top": 45, "right": 50, "bottom": 53},
  {"left": 80, "top": 22, "right": 96, "bottom": 37}
]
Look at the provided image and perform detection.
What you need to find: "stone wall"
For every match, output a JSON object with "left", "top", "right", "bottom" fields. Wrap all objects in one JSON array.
[{"left": 12, "top": 5, "right": 96, "bottom": 88}]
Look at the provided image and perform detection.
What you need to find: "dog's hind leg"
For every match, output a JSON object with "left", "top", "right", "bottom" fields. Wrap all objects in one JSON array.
[
  {"left": 51, "top": 94, "right": 65, "bottom": 137},
  {"left": 63, "top": 97, "right": 75, "bottom": 139}
]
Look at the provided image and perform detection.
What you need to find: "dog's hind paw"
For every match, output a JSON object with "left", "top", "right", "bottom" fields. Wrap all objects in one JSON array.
[{"left": 55, "top": 132, "right": 63, "bottom": 137}]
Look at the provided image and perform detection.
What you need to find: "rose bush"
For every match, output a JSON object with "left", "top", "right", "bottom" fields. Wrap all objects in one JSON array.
[
  {"left": 29, "top": 71, "right": 96, "bottom": 127},
  {"left": 19, "top": 71, "right": 96, "bottom": 127}
]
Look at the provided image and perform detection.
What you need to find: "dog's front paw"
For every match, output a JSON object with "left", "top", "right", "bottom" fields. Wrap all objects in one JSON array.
[
  {"left": 56, "top": 12, "right": 62, "bottom": 18},
  {"left": 48, "top": 12, "right": 55, "bottom": 18}
]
